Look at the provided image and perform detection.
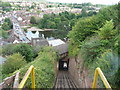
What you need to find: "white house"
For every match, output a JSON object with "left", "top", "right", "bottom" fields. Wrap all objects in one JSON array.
[
  {"left": 48, "top": 39, "right": 65, "bottom": 46},
  {"left": 13, "top": 39, "right": 20, "bottom": 44},
  {"left": 26, "top": 31, "right": 39, "bottom": 40}
]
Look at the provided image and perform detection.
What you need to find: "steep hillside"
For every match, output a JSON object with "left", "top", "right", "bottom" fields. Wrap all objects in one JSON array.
[{"left": 68, "top": 4, "right": 119, "bottom": 88}]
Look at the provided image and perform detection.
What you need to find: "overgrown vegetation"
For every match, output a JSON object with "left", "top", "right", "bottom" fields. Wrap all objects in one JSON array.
[
  {"left": 0, "top": 29, "right": 9, "bottom": 39},
  {"left": 68, "top": 4, "right": 119, "bottom": 88},
  {"left": 2, "top": 53, "right": 26, "bottom": 74},
  {"left": 2, "top": 44, "right": 34, "bottom": 62},
  {"left": 14, "top": 44, "right": 34, "bottom": 62},
  {"left": 0, "top": 2, "right": 12, "bottom": 12},
  {"left": 12, "top": 47, "right": 57, "bottom": 88},
  {"left": 1, "top": 46, "right": 57, "bottom": 88},
  {"left": 1, "top": 18, "right": 13, "bottom": 32},
  {"left": 0, "top": 18, "right": 12, "bottom": 39}
]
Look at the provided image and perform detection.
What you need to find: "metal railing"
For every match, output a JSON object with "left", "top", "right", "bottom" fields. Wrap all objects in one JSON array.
[
  {"left": 92, "top": 67, "right": 111, "bottom": 89},
  {"left": 18, "top": 65, "right": 35, "bottom": 89},
  {"left": 18, "top": 66, "right": 111, "bottom": 89}
]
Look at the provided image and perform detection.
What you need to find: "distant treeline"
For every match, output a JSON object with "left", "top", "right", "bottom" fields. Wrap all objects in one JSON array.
[
  {"left": 30, "top": 11, "right": 97, "bottom": 39},
  {"left": 0, "top": 2, "right": 12, "bottom": 11}
]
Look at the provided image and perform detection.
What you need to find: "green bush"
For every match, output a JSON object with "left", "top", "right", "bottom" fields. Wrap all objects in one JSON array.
[
  {"left": 2, "top": 53, "right": 26, "bottom": 74},
  {"left": 0, "top": 29, "right": 9, "bottom": 39},
  {"left": 80, "top": 35, "right": 103, "bottom": 65},
  {"left": 2, "top": 44, "right": 15, "bottom": 56},
  {"left": 30, "top": 16, "right": 37, "bottom": 24},
  {"left": 2, "top": 18, "right": 13, "bottom": 30},
  {"left": 18, "top": 47, "right": 57, "bottom": 88},
  {"left": 96, "top": 20, "right": 117, "bottom": 39},
  {"left": 91, "top": 50, "right": 119, "bottom": 87},
  {"left": 14, "top": 44, "right": 34, "bottom": 62},
  {"left": 33, "top": 46, "right": 44, "bottom": 58},
  {"left": 2, "top": 44, "right": 34, "bottom": 62}
]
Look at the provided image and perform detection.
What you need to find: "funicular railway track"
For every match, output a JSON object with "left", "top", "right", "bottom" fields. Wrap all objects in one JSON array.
[{"left": 54, "top": 71, "right": 78, "bottom": 89}]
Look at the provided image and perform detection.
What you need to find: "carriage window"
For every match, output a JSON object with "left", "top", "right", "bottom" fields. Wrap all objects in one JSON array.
[{"left": 63, "top": 62, "right": 67, "bottom": 68}]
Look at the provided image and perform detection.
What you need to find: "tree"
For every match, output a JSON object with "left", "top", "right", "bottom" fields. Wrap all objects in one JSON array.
[
  {"left": 2, "top": 44, "right": 15, "bottom": 56},
  {"left": 2, "top": 18, "right": 13, "bottom": 30},
  {"left": 4, "top": 18, "right": 13, "bottom": 28},
  {"left": 46, "top": 20, "right": 56, "bottom": 29},
  {"left": 54, "top": 18, "right": 61, "bottom": 24},
  {"left": 0, "top": 2, "right": 11, "bottom": 7},
  {"left": 97, "top": 20, "right": 117, "bottom": 39},
  {"left": 117, "top": 2, "right": 120, "bottom": 30},
  {"left": 81, "top": 8, "right": 87, "bottom": 17},
  {"left": 14, "top": 44, "right": 34, "bottom": 62},
  {"left": 30, "top": 16, "right": 37, "bottom": 24},
  {"left": 0, "top": 29, "right": 9, "bottom": 39},
  {"left": 2, "top": 53, "right": 26, "bottom": 74},
  {"left": 31, "top": 5, "right": 35, "bottom": 9},
  {"left": 68, "top": 16, "right": 99, "bottom": 43},
  {"left": 0, "top": 2, "right": 12, "bottom": 12},
  {"left": 23, "top": 28, "right": 27, "bottom": 32},
  {"left": 2, "top": 22, "right": 10, "bottom": 30},
  {"left": 88, "top": 11, "right": 97, "bottom": 16}
]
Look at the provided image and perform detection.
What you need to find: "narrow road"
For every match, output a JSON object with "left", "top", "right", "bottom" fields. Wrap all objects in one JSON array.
[
  {"left": 54, "top": 71, "right": 78, "bottom": 89},
  {"left": 11, "top": 15, "right": 30, "bottom": 43}
]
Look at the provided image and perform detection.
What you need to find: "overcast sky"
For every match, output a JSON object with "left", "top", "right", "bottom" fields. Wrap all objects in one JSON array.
[{"left": 47, "top": 0, "right": 119, "bottom": 5}]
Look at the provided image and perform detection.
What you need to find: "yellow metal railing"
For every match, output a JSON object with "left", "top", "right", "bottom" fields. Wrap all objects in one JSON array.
[
  {"left": 18, "top": 65, "right": 35, "bottom": 89},
  {"left": 18, "top": 66, "right": 111, "bottom": 89},
  {"left": 92, "top": 67, "right": 111, "bottom": 89}
]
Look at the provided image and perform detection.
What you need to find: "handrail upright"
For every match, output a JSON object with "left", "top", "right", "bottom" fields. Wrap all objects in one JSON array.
[
  {"left": 18, "top": 65, "right": 35, "bottom": 89},
  {"left": 92, "top": 67, "right": 111, "bottom": 89}
]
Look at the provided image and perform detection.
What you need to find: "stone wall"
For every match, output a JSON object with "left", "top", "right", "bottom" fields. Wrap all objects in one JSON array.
[{"left": 68, "top": 55, "right": 92, "bottom": 88}]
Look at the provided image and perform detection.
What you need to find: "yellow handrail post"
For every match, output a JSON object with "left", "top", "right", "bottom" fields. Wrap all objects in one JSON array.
[
  {"left": 31, "top": 67, "right": 35, "bottom": 89},
  {"left": 97, "top": 68, "right": 111, "bottom": 89},
  {"left": 18, "top": 65, "right": 35, "bottom": 89},
  {"left": 92, "top": 68, "right": 99, "bottom": 88},
  {"left": 92, "top": 67, "right": 111, "bottom": 89}
]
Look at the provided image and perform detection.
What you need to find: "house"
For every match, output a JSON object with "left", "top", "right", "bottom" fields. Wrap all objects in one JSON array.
[
  {"left": 13, "top": 39, "right": 20, "bottom": 44},
  {"left": 53, "top": 43, "right": 68, "bottom": 56},
  {"left": 26, "top": 31, "right": 39, "bottom": 40},
  {"left": 31, "top": 37, "right": 49, "bottom": 46},
  {"left": 7, "top": 35, "right": 21, "bottom": 44},
  {"left": 47, "top": 39, "right": 65, "bottom": 46},
  {"left": 17, "top": 17, "right": 23, "bottom": 21}
]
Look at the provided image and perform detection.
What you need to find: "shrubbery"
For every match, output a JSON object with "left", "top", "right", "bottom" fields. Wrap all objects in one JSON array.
[
  {"left": 91, "top": 50, "right": 118, "bottom": 87},
  {"left": 2, "top": 44, "right": 15, "bottom": 56},
  {"left": 79, "top": 20, "right": 119, "bottom": 88},
  {"left": 2, "top": 44, "right": 34, "bottom": 62},
  {"left": 0, "top": 2, "right": 12, "bottom": 12},
  {"left": 68, "top": 4, "right": 119, "bottom": 88},
  {"left": 17, "top": 47, "right": 57, "bottom": 88},
  {"left": 96, "top": 20, "right": 117, "bottom": 39},
  {"left": 2, "top": 53, "right": 26, "bottom": 74},
  {"left": 0, "top": 29, "right": 9, "bottom": 39},
  {"left": 1, "top": 46, "right": 57, "bottom": 88},
  {"left": 14, "top": 44, "right": 34, "bottom": 62},
  {"left": 2, "top": 18, "right": 13, "bottom": 30}
]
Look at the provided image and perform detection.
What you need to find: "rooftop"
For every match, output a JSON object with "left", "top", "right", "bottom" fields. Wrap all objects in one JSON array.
[
  {"left": 48, "top": 39, "right": 65, "bottom": 46},
  {"left": 53, "top": 43, "right": 68, "bottom": 55}
]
